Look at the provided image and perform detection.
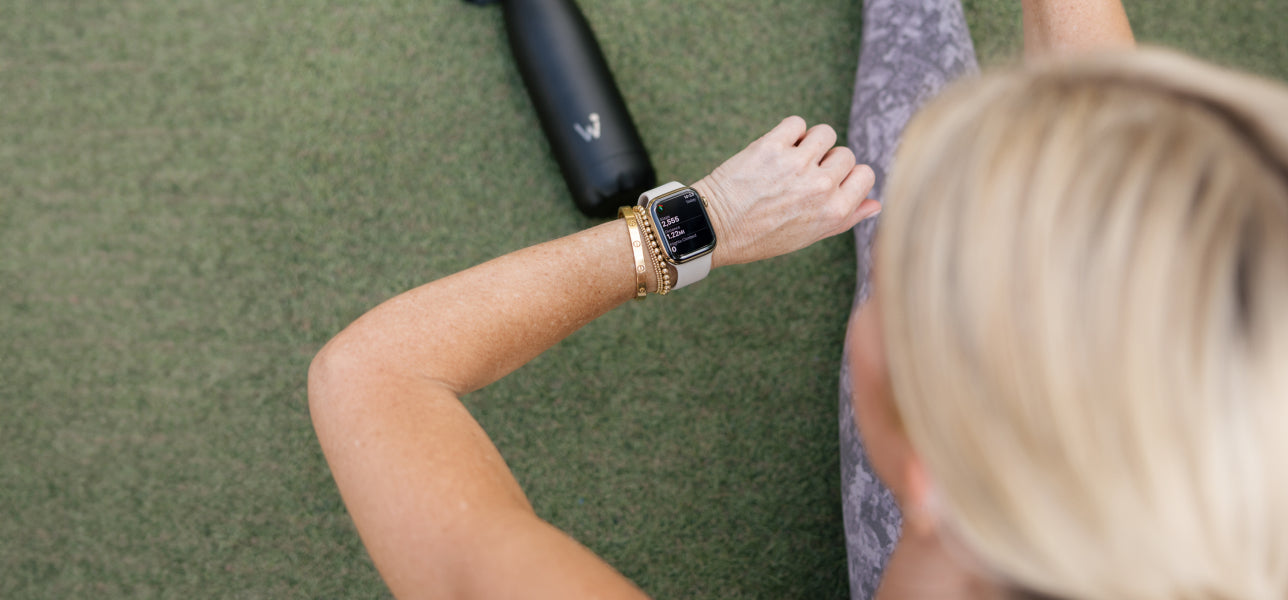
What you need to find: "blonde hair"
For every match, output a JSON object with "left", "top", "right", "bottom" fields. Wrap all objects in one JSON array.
[{"left": 876, "top": 48, "right": 1288, "bottom": 600}]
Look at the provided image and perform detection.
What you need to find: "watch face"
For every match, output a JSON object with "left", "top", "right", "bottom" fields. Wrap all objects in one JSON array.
[{"left": 650, "top": 188, "right": 716, "bottom": 262}]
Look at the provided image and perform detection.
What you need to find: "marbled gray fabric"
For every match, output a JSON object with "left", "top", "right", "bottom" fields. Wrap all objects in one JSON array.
[{"left": 839, "top": 1, "right": 978, "bottom": 598}]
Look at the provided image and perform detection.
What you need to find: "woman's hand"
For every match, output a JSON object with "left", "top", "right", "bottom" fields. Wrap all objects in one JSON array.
[{"left": 694, "top": 116, "right": 880, "bottom": 268}]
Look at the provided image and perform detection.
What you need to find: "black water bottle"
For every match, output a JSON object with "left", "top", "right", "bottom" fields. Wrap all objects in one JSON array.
[{"left": 500, "top": 0, "right": 656, "bottom": 218}]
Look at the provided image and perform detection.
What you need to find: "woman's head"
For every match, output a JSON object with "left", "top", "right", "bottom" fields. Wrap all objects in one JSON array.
[{"left": 863, "top": 49, "right": 1288, "bottom": 599}]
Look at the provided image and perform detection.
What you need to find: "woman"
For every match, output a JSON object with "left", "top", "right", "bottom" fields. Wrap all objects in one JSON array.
[
  {"left": 849, "top": 46, "right": 1288, "bottom": 600},
  {"left": 308, "top": 4, "right": 1288, "bottom": 600},
  {"left": 840, "top": 0, "right": 1134, "bottom": 596}
]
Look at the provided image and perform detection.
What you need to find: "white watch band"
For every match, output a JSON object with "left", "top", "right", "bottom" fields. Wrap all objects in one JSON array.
[
  {"left": 671, "top": 251, "right": 712, "bottom": 290},
  {"left": 638, "top": 181, "right": 713, "bottom": 290}
]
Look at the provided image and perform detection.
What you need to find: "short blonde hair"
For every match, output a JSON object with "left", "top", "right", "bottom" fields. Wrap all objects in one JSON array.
[{"left": 876, "top": 48, "right": 1288, "bottom": 600}]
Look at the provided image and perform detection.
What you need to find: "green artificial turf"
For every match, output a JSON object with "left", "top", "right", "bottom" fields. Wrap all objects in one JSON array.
[{"left": 2, "top": 1, "right": 1284, "bottom": 597}]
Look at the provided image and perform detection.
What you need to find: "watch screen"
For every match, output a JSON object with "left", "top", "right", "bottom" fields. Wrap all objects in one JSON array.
[{"left": 651, "top": 188, "right": 715, "bottom": 262}]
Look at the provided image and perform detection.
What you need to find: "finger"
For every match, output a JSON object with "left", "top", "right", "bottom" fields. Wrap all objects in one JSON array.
[
  {"left": 836, "top": 198, "right": 884, "bottom": 235},
  {"left": 762, "top": 116, "right": 808, "bottom": 147},
  {"left": 819, "top": 145, "right": 857, "bottom": 173},
  {"left": 856, "top": 197, "right": 882, "bottom": 220},
  {"left": 840, "top": 163, "right": 877, "bottom": 198},
  {"left": 796, "top": 124, "right": 838, "bottom": 161}
]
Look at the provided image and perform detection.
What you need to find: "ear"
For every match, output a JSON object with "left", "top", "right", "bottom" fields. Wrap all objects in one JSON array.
[{"left": 898, "top": 449, "right": 940, "bottom": 538}]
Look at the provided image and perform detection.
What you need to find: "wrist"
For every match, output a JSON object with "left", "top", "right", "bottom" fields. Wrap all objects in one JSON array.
[
  {"left": 636, "top": 182, "right": 717, "bottom": 290},
  {"left": 619, "top": 207, "right": 669, "bottom": 296},
  {"left": 690, "top": 176, "right": 733, "bottom": 269}
]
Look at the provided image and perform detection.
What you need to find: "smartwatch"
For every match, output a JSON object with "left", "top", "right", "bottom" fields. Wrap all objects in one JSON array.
[{"left": 638, "top": 181, "right": 717, "bottom": 289}]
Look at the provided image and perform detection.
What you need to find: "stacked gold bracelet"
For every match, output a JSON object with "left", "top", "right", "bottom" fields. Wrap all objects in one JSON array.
[
  {"left": 618, "top": 206, "right": 648, "bottom": 300},
  {"left": 634, "top": 206, "right": 672, "bottom": 295}
]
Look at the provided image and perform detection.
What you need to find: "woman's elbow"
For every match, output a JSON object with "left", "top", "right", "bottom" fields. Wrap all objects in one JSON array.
[{"left": 307, "top": 334, "right": 362, "bottom": 429}]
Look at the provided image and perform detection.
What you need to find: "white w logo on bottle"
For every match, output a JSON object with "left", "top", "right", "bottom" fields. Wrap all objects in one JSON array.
[{"left": 573, "top": 113, "right": 601, "bottom": 141}]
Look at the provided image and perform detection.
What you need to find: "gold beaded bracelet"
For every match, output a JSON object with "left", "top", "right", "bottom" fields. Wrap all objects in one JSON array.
[
  {"left": 634, "top": 206, "right": 671, "bottom": 295},
  {"left": 635, "top": 206, "right": 666, "bottom": 296},
  {"left": 619, "top": 206, "right": 648, "bottom": 300}
]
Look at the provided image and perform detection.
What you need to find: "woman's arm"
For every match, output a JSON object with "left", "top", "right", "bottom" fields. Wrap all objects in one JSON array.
[
  {"left": 308, "top": 116, "right": 879, "bottom": 600},
  {"left": 1021, "top": 0, "right": 1135, "bottom": 59}
]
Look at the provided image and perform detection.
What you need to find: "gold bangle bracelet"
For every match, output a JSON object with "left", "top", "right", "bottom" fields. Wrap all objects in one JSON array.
[{"left": 619, "top": 206, "right": 648, "bottom": 300}]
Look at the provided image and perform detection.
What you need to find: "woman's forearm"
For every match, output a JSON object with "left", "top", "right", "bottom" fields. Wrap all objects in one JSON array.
[
  {"left": 1021, "top": 0, "right": 1134, "bottom": 59},
  {"left": 312, "top": 217, "right": 646, "bottom": 397},
  {"left": 311, "top": 115, "right": 878, "bottom": 398}
]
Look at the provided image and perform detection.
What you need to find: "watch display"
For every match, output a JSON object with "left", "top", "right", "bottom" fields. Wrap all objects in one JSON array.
[{"left": 648, "top": 188, "right": 716, "bottom": 263}]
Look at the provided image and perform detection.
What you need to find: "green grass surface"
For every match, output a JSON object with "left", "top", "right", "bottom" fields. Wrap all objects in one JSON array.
[{"left": 2, "top": 1, "right": 1284, "bottom": 597}]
